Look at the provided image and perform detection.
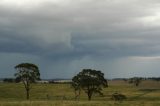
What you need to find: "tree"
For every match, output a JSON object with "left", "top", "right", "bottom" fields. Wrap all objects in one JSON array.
[
  {"left": 14, "top": 63, "right": 40, "bottom": 100},
  {"left": 129, "top": 77, "right": 142, "bottom": 86},
  {"left": 72, "top": 69, "right": 108, "bottom": 100}
]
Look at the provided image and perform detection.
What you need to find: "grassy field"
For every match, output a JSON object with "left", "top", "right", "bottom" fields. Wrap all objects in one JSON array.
[{"left": 0, "top": 80, "right": 160, "bottom": 106}]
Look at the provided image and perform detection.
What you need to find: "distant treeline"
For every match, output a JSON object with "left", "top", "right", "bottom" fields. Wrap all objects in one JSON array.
[
  {"left": 2, "top": 78, "right": 71, "bottom": 84},
  {"left": 3, "top": 78, "right": 21, "bottom": 83},
  {"left": 2, "top": 77, "right": 160, "bottom": 83},
  {"left": 112, "top": 77, "right": 160, "bottom": 81},
  {"left": 147, "top": 77, "right": 160, "bottom": 81}
]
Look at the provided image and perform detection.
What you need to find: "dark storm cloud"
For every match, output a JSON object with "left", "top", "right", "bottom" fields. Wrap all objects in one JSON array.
[
  {"left": 0, "top": 0, "right": 159, "bottom": 56},
  {"left": 71, "top": 31, "right": 160, "bottom": 59},
  {"left": 1, "top": 0, "right": 160, "bottom": 78}
]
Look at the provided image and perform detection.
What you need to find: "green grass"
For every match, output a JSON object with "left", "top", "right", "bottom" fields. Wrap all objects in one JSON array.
[
  {"left": 0, "top": 101, "right": 160, "bottom": 106},
  {"left": 0, "top": 80, "right": 160, "bottom": 105}
]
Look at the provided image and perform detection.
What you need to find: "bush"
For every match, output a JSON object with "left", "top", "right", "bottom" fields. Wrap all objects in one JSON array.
[{"left": 111, "top": 93, "right": 127, "bottom": 101}]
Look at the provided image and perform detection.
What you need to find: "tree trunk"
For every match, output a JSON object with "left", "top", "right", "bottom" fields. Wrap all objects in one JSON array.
[
  {"left": 75, "top": 89, "right": 81, "bottom": 100},
  {"left": 88, "top": 95, "right": 91, "bottom": 101},
  {"left": 87, "top": 91, "right": 92, "bottom": 101},
  {"left": 26, "top": 89, "right": 30, "bottom": 100}
]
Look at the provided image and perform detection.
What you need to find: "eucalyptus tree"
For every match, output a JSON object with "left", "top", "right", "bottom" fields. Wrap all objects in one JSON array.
[
  {"left": 14, "top": 63, "right": 40, "bottom": 100},
  {"left": 72, "top": 69, "right": 108, "bottom": 100}
]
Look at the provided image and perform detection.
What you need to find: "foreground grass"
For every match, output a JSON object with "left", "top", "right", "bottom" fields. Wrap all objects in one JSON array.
[
  {"left": 1, "top": 101, "right": 160, "bottom": 106},
  {"left": 0, "top": 80, "right": 160, "bottom": 105}
]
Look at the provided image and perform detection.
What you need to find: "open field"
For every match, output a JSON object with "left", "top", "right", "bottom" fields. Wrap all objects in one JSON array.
[
  {"left": 0, "top": 80, "right": 160, "bottom": 106},
  {"left": 1, "top": 101, "right": 160, "bottom": 106}
]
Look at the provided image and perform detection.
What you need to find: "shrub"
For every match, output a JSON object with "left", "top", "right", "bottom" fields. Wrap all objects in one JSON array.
[{"left": 111, "top": 92, "right": 127, "bottom": 101}]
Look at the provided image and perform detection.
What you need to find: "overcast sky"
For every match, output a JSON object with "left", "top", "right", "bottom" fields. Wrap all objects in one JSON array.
[{"left": 1, "top": 0, "right": 160, "bottom": 79}]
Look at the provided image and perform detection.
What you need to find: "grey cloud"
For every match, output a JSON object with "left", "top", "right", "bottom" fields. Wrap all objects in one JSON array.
[
  {"left": 71, "top": 30, "right": 160, "bottom": 59},
  {"left": 1, "top": 0, "right": 160, "bottom": 78}
]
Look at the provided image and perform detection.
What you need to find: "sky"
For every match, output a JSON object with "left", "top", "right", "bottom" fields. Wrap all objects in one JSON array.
[{"left": 1, "top": 0, "right": 160, "bottom": 79}]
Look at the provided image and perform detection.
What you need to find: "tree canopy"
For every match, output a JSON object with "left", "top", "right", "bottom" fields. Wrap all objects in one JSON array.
[{"left": 72, "top": 69, "right": 108, "bottom": 100}]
